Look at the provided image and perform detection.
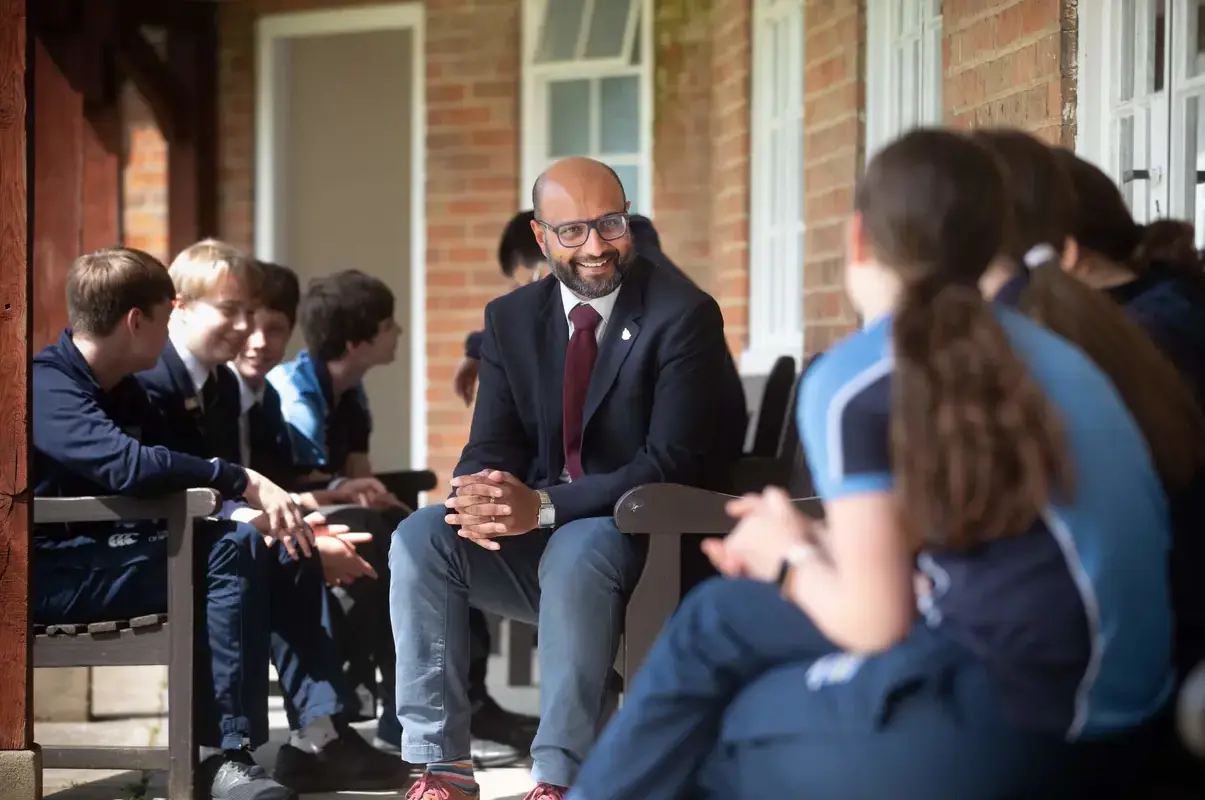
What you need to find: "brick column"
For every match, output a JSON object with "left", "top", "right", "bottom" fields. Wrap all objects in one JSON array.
[
  {"left": 801, "top": 0, "right": 863, "bottom": 354},
  {"left": 944, "top": 0, "right": 1077, "bottom": 145},
  {"left": 423, "top": 0, "right": 523, "bottom": 484}
]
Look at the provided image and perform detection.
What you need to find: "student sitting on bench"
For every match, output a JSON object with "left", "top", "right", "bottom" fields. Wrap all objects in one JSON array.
[
  {"left": 33, "top": 247, "right": 314, "bottom": 800},
  {"left": 135, "top": 240, "right": 409, "bottom": 794}
]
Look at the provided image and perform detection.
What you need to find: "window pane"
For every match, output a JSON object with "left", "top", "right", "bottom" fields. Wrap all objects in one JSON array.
[
  {"left": 609, "top": 163, "right": 641, "bottom": 212},
  {"left": 1150, "top": 0, "right": 1167, "bottom": 94},
  {"left": 629, "top": 15, "right": 642, "bottom": 65},
  {"left": 1185, "top": 95, "right": 1205, "bottom": 248},
  {"left": 600, "top": 76, "right": 640, "bottom": 153},
  {"left": 1120, "top": 0, "right": 1136, "bottom": 101},
  {"left": 1189, "top": 0, "right": 1205, "bottom": 79},
  {"left": 584, "top": 0, "right": 634, "bottom": 59},
  {"left": 548, "top": 80, "right": 592, "bottom": 157},
  {"left": 537, "top": 0, "right": 587, "bottom": 63},
  {"left": 1119, "top": 114, "right": 1136, "bottom": 211}
]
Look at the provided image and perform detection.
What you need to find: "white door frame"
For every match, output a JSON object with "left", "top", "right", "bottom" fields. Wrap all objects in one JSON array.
[{"left": 255, "top": 3, "right": 428, "bottom": 469}]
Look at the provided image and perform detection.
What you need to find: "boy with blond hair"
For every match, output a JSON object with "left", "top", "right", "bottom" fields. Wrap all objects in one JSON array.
[{"left": 137, "top": 240, "right": 409, "bottom": 794}]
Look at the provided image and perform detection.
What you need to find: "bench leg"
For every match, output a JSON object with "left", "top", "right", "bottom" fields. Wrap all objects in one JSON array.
[
  {"left": 506, "top": 621, "right": 536, "bottom": 687},
  {"left": 167, "top": 513, "right": 198, "bottom": 799},
  {"left": 621, "top": 533, "right": 682, "bottom": 695}
]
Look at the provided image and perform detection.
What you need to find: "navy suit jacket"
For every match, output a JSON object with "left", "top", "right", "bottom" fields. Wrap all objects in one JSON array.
[
  {"left": 136, "top": 345, "right": 243, "bottom": 464},
  {"left": 457, "top": 256, "right": 743, "bottom": 523}
]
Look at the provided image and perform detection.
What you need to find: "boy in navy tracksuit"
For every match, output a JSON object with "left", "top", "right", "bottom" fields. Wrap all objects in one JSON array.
[
  {"left": 135, "top": 240, "right": 408, "bottom": 794},
  {"left": 33, "top": 247, "right": 315, "bottom": 800},
  {"left": 269, "top": 269, "right": 538, "bottom": 764}
]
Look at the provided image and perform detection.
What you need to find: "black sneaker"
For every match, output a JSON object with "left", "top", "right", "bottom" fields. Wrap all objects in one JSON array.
[
  {"left": 201, "top": 751, "right": 296, "bottom": 800},
  {"left": 272, "top": 727, "right": 411, "bottom": 793},
  {"left": 371, "top": 732, "right": 526, "bottom": 771},
  {"left": 471, "top": 694, "right": 539, "bottom": 745}
]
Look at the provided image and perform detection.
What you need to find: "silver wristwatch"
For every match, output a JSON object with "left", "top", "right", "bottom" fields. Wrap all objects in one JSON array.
[{"left": 536, "top": 489, "right": 556, "bottom": 528}]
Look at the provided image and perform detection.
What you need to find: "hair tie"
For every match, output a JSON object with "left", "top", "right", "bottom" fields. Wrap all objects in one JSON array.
[{"left": 1022, "top": 243, "right": 1058, "bottom": 270}]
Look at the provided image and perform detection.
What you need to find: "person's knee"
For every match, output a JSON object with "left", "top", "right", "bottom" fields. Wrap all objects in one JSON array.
[
  {"left": 539, "top": 517, "right": 640, "bottom": 598},
  {"left": 202, "top": 520, "right": 267, "bottom": 573},
  {"left": 388, "top": 503, "right": 458, "bottom": 583}
]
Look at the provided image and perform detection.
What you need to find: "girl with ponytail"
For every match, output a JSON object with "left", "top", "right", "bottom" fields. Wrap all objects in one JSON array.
[
  {"left": 973, "top": 129, "right": 1205, "bottom": 678},
  {"left": 568, "top": 129, "right": 1173, "bottom": 799},
  {"left": 1053, "top": 147, "right": 1205, "bottom": 400}
]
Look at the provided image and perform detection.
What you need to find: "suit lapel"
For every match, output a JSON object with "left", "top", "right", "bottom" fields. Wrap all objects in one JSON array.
[
  {"left": 582, "top": 262, "right": 647, "bottom": 432},
  {"left": 537, "top": 283, "right": 569, "bottom": 476}
]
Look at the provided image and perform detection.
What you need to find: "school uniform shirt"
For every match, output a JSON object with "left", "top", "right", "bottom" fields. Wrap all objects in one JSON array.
[
  {"left": 267, "top": 350, "right": 371, "bottom": 476},
  {"left": 33, "top": 329, "right": 248, "bottom": 541},
  {"left": 999, "top": 269, "right": 1205, "bottom": 678},
  {"left": 801, "top": 307, "right": 1174, "bottom": 739},
  {"left": 229, "top": 367, "right": 305, "bottom": 488},
  {"left": 1104, "top": 264, "right": 1205, "bottom": 401}
]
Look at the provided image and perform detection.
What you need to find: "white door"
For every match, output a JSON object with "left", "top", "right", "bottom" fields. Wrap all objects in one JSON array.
[
  {"left": 1084, "top": 0, "right": 1205, "bottom": 241},
  {"left": 1170, "top": 0, "right": 1205, "bottom": 244}
]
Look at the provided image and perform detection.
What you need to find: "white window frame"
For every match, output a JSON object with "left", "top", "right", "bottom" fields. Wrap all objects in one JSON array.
[
  {"left": 742, "top": 0, "right": 805, "bottom": 377},
  {"left": 519, "top": 0, "right": 654, "bottom": 214},
  {"left": 865, "top": 0, "right": 944, "bottom": 161}
]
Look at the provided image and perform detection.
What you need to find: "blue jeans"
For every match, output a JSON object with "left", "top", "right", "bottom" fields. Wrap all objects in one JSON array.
[
  {"left": 570, "top": 578, "right": 1155, "bottom": 799},
  {"left": 34, "top": 519, "right": 342, "bottom": 748},
  {"left": 389, "top": 504, "right": 646, "bottom": 786}
]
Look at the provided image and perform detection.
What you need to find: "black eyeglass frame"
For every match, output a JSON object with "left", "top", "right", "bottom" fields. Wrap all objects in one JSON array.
[{"left": 535, "top": 212, "right": 630, "bottom": 248}]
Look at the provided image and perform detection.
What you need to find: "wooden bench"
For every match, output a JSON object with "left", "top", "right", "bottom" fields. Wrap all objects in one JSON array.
[
  {"left": 614, "top": 356, "right": 816, "bottom": 685},
  {"left": 34, "top": 488, "right": 220, "bottom": 800}
]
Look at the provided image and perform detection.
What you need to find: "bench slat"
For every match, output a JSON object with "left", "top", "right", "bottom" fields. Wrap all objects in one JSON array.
[
  {"left": 34, "top": 488, "right": 221, "bottom": 524},
  {"left": 42, "top": 745, "right": 169, "bottom": 771}
]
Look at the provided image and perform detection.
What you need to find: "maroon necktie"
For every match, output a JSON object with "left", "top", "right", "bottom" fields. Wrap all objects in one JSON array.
[{"left": 563, "top": 303, "right": 603, "bottom": 480}]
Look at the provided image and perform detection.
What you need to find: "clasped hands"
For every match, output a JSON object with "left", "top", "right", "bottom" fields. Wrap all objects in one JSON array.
[
  {"left": 276, "top": 511, "right": 378, "bottom": 588},
  {"left": 444, "top": 469, "right": 540, "bottom": 551},
  {"left": 702, "top": 487, "right": 818, "bottom": 582}
]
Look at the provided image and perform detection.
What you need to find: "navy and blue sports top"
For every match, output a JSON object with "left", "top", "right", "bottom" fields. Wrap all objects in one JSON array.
[{"left": 800, "top": 306, "right": 1174, "bottom": 739}]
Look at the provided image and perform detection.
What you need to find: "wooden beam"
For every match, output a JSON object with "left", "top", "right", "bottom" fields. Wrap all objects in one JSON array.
[
  {"left": 0, "top": 0, "right": 32, "bottom": 755},
  {"left": 82, "top": 100, "right": 122, "bottom": 251},
  {"left": 32, "top": 37, "right": 81, "bottom": 352},
  {"left": 115, "top": 24, "right": 187, "bottom": 142},
  {"left": 167, "top": 3, "right": 217, "bottom": 255}
]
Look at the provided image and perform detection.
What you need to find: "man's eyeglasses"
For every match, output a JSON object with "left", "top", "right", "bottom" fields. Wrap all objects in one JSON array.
[{"left": 537, "top": 213, "right": 629, "bottom": 249}]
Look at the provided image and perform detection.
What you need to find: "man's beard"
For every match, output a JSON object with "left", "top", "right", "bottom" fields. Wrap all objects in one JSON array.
[{"left": 550, "top": 248, "right": 634, "bottom": 299}]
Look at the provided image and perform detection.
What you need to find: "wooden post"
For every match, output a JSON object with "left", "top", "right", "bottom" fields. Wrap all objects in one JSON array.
[
  {"left": 0, "top": 0, "right": 39, "bottom": 796},
  {"left": 167, "top": 3, "right": 218, "bottom": 256}
]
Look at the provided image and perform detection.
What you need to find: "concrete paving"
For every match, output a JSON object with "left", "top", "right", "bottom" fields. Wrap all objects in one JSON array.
[{"left": 39, "top": 655, "right": 542, "bottom": 800}]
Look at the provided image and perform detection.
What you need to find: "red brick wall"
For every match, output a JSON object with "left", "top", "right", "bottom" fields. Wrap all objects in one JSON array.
[
  {"left": 943, "top": 0, "right": 1077, "bottom": 145},
  {"left": 801, "top": 0, "right": 863, "bottom": 354},
  {"left": 651, "top": 0, "right": 751, "bottom": 358},
  {"left": 709, "top": 0, "right": 752, "bottom": 357},
  {"left": 121, "top": 84, "right": 169, "bottom": 263},
  {"left": 211, "top": 0, "right": 521, "bottom": 485}
]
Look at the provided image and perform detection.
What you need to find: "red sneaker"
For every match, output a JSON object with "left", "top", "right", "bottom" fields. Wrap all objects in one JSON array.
[{"left": 406, "top": 771, "right": 478, "bottom": 800}]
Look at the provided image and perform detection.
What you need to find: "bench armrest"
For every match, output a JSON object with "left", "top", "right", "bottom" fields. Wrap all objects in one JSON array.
[
  {"left": 613, "top": 483, "right": 822, "bottom": 535},
  {"left": 33, "top": 488, "right": 221, "bottom": 524},
  {"left": 376, "top": 469, "right": 438, "bottom": 511}
]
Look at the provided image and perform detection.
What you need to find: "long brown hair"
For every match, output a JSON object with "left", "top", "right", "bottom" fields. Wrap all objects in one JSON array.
[
  {"left": 1052, "top": 147, "right": 1203, "bottom": 280},
  {"left": 976, "top": 130, "right": 1205, "bottom": 490},
  {"left": 858, "top": 129, "right": 1073, "bottom": 551}
]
